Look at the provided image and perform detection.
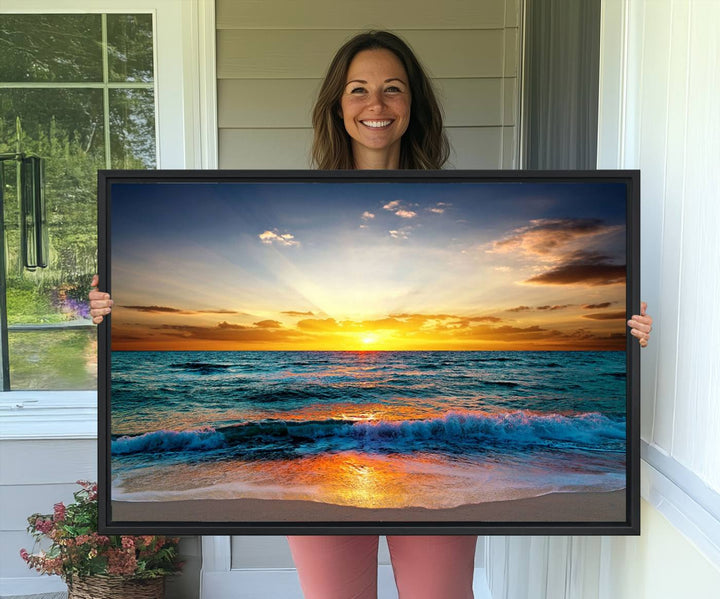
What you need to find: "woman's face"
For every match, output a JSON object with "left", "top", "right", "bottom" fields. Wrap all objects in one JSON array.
[{"left": 340, "top": 49, "right": 411, "bottom": 165}]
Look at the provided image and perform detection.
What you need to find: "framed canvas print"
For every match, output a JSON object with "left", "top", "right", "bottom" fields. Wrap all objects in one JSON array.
[{"left": 98, "top": 170, "right": 640, "bottom": 535}]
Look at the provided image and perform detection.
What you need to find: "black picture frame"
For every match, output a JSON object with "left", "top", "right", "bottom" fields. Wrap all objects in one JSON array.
[{"left": 98, "top": 169, "right": 640, "bottom": 536}]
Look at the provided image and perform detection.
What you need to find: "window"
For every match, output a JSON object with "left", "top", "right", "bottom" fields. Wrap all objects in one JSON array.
[{"left": 0, "top": 13, "right": 156, "bottom": 390}]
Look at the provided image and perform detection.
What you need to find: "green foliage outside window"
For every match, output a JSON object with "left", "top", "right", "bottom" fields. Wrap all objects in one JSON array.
[{"left": 0, "top": 13, "right": 155, "bottom": 389}]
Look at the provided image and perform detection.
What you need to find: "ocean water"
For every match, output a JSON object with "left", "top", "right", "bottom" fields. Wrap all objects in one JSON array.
[{"left": 110, "top": 350, "right": 627, "bottom": 509}]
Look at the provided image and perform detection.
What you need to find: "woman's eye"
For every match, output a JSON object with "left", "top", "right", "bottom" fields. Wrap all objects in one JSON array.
[
  {"left": 349, "top": 87, "right": 367, "bottom": 94},
  {"left": 385, "top": 86, "right": 402, "bottom": 93}
]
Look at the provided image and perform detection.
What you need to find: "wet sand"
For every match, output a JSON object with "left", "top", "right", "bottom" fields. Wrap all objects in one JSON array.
[{"left": 112, "top": 489, "right": 625, "bottom": 524}]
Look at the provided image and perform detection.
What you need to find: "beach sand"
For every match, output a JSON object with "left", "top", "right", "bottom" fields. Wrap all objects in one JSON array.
[{"left": 112, "top": 489, "right": 625, "bottom": 524}]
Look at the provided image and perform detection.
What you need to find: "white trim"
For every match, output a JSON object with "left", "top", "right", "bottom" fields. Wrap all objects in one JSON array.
[
  {"left": 185, "top": 0, "right": 218, "bottom": 169},
  {"left": 517, "top": 0, "right": 528, "bottom": 168},
  {"left": 0, "top": 391, "right": 96, "bottom": 440},
  {"left": 201, "top": 536, "right": 232, "bottom": 573}
]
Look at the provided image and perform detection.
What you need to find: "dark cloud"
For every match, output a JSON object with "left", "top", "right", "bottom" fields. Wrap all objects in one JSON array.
[
  {"left": 582, "top": 311, "right": 627, "bottom": 320},
  {"left": 121, "top": 305, "right": 241, "bottom": 315},
  {"left": 493, "top": 218, "right": 612, "bottom": 256},
  {"left": 122, "top": 305, "right": 188, "bottom": 313},
  {"left": 282, "top": 310, "right": 315, "bottom": 317},
  {"left": 581, "top": 302, "right": 613, "bottom": 309},
  {"left": 525, "top": 252, "right": 626, "bottom": 286},
  {"left": 508, "top": 305, "right": 572, "bottom": 312},
  {"left": 526, "top": 263, "right": 626, "bottom": 286},
  {"left": 253, "top": 320, "right": 283, "bottom": 328},
  {"left": 149, "top": 321, "right": 303, "bottom": 343}
]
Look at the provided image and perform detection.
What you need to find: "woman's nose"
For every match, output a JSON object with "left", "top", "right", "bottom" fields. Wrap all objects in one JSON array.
[{"left": 366, "top": 89, "right": 385, "bottom": 110}]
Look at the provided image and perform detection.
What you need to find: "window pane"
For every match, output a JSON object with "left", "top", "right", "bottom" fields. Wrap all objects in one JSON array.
[
  {"left": 0, "top": 14, "right": 102, "bottom": 82},
  {"left": 8, "top": 329, "right": 97, "bottom": 390},
  {"left": 0, "top": 89, "right": 106, "bottom": 161},
  {"left": 110, "top": 89, "right": 156, "bottom": 168},
  {"left": 1, "top": 89, "right": 103, "bottom": 390},
  {"left": 107, "top": 14, "right": 154, "bottom": 83}
]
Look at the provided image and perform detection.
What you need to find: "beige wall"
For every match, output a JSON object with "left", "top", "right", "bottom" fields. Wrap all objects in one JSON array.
[
  {"left": 216, "top": 0, "right": 522, "bottom": 169},
  {"left": 602, "top": 501, "right": 720, "bottom": 599}
]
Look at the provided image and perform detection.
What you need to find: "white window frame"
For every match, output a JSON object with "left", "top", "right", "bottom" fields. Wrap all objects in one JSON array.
[{"left": 0, "top": 0, "right": 218, "bottom": 439}]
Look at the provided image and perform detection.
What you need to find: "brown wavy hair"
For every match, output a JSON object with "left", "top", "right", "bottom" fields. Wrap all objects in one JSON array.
[{"left": 311, "top": 31, "right": 449, "bottom": 170}]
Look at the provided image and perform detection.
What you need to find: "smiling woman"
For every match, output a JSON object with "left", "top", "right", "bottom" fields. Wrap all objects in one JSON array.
[{"left": 311, "top": 30, "right": 448, "bottom": 170}]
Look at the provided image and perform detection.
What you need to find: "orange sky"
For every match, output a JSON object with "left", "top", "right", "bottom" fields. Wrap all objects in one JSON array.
[
  {"left": 110, "top": 180, "right": 629, "bottom": 352},
  {"left": 111, "top": 302, "right": 627, "bottom": 352}
]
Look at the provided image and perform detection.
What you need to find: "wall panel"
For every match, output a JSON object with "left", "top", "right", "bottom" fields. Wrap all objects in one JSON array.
[
  {"left": 217, "top": 29, "right": 508, "bottom": 80},
  {"left": 217, "top": 0, "right": 508, "bottom": 30}
]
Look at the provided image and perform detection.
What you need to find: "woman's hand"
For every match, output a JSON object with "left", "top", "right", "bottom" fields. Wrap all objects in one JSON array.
[
  {"left": 627, "top": 301, "right": 652, "bottom": 348},
  {"left": 89, "top": 274, "right": 113, "bottom": 324}
]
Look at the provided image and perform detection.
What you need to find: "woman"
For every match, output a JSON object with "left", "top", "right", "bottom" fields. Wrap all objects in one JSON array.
[{"left": 90, "top": 31, "right": 653, "bottom": 599}]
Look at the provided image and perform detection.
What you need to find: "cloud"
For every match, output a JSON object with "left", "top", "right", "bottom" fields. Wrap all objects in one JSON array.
[
  {"left": 122, "top": 305, "right": 188, "bottom": 313},
  {"left": 491, "top": 218, "right": 615, "bottom": 257},
  {"left": 525, "top": 251, "right": 626, "bottom": 286},
  {"left": 428, "top": 202, "right": 450, "bottom": 214},
  {"left": 383, "top": 199, "right": 416, "bottom": 219},
  {"left": 253, "top": 319, "right": 283, "bottom": 328},
  {"left": 258, "top": 229, "right": 300, "bottom": 247},
  {"left": 296, "top": 318, "right": 342, "bottom": 332},
  {"left": 389, "top": 229, "right": 410, "bottom": 240},
  {"left": 282, "top": 310, "right": 315, "bottom": 317},
  {"left": 145, "top": 321, "right": 305, "bottom": 343},
  {"left": 121, "top": 305, "right": 241, "bottom": 315},
  {"left": 507, "top": 304, "right": 572, "bottom": 313},
  {"left": 362, "top": 211, "right": 375, "bottom": 220},
  {"left": 217, "top": 321, "right": 250, "bottom": 330},
  {"left": 581, "top": 302, "right": 613, "bottom": 309},
  {"left": 383, "top": 200, "right": 400, "bottom": 211},
  {"left": 582, "top": 311, "right": 627, "bottom": 320}
]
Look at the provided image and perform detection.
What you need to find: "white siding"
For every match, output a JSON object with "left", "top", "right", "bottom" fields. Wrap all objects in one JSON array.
[{"left": 216, "top": 0, "right": 522, "bottom": 170}]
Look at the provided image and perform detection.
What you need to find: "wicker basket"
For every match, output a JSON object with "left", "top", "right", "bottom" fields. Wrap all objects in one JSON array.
[{"left": 67, "top": 575, "right": 164, "bottom": 599}]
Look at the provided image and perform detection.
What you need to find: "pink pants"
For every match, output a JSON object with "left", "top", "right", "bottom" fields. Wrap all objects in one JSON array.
[{"left": 287, "top": 535, "right": 477, "bottom": 599}]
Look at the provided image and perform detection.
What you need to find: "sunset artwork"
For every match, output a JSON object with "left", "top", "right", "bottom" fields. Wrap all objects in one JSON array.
[{"left": 104, "top": 174, "right": 635, "bottom": 530}]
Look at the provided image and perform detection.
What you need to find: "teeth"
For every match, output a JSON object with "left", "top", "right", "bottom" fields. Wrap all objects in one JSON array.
[{"left": 362, "top": 120, "right": 392, "bottom": 128}]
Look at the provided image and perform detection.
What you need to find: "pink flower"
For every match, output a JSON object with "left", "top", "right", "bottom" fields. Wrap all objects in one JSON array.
[
  {"left": 121, "top": 537, "right": 135, "bottom": 550},
  {"left": 107, "top": 548, "right": 137, "bottom": 576},
  {"left": 53, "top": 503, "right": 66, "bottom": 522},
  {"left": 34, "top": 518, "right": 54, "bottom": 535},
  {"left": 19, "top": 548, "right": 29, "bottom": 562}
]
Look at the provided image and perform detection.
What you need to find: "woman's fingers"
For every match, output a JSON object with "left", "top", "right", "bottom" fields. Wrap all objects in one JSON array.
[
  {"left": 89, "top": 275, "right": 113, "bottom": 323},
  {"left": 627, "top": 302, "right": 653, "bottom": 348}
]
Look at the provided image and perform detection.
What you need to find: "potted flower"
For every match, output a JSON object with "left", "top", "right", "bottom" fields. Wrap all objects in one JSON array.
[{"left": 20, "top": 481, "right": 182, "bottom": 599}]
